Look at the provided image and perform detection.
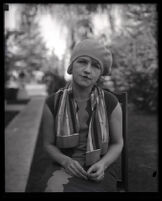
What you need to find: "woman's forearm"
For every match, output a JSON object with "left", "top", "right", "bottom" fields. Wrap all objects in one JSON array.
[
  {"left": 44, "top": 144, "right": 70, "bottom": 167},
  {"left": 99, "top": 142, "right": 123, "bottom": 170}
]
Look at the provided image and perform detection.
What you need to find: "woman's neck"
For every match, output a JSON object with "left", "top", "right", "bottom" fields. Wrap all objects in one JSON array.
[{"left": 72, "top": 81, "right": 92, "bottom": 101}]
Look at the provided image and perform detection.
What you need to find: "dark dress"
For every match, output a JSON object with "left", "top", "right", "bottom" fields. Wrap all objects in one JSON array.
[{"left": 42, "top": 90, "right": 120, "bottom": 192}]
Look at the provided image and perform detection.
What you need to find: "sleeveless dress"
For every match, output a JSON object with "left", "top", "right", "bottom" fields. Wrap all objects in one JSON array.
[{"left": 29, "top": 90, "right": 121, "bottom": 192}]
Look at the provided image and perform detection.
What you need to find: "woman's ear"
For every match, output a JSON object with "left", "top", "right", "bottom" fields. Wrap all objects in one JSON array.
[{"left": 67, "top": 63, "right": 73, "bottom": 75}]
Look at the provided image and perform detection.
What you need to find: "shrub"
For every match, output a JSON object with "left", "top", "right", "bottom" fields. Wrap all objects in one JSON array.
[{"left": 110, "top": 31, "right": 158, "bottom": 113}]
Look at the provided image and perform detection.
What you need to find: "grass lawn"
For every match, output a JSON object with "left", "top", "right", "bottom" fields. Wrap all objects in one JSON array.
[{"left": 127, "top": 108, "right": 158, "bottom": 192}]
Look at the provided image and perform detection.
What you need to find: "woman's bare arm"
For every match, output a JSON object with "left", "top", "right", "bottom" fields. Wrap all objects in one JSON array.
[
  {"left": 42, "top": 104, "right": 70, "bottom": 167},
  {"left": 99, "top": 102, "right": 123, "bottom": 169},
  {"left": 87, "top": 102, "right": 123, "bottom": 181},
  {"left": 42, "top": 103, "right": 87, "bottom": 179}
]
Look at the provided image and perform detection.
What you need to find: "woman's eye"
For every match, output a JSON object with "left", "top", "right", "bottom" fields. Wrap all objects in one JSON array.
[
  {"left": 78, "top": 60, "right": 87, "bottom": 64},
  {"left": 93, "top": 64, "right": 100, "bottom": 69}
]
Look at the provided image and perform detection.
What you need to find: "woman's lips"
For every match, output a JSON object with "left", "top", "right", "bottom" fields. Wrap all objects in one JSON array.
[{"left": 81, "top": 75, "right": 91, "bottom": 80}]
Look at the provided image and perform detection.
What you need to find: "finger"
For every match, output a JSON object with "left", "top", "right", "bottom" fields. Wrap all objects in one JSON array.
[
  {"left": 88, "top": 169, "right": 103, "bottom": 179},
  {"left": 65, "top": 167, "right": 77, "bottom": 177},
  {"left": 75, "top": 169, "right": 88, "bottom": 179},
  {"left": 96, "top": 174, "right": 104, "bottom": 181},
  {"left": 74, "top": 162, "right": 87, "bottom": 177},
  {"left": 88, "top": 171, "right": 101, "bottom": 179},
  {"left": 78, "top": 172, "right": 88, "bottom": 180},
  {"left": 98, "top": 172, "right": 104, "bottom": 179},
  {"left": 88, "top": 167, "right": 102, "bottom": 177},
  {"left": 87, "top": 165, "right": 97, "bottom": 174},
  {"left": 65, "top": 162, "right": 81, "bottom": 178},
  {"left": 90, "top": 174, "right": 104, "bottom": 182},
  {"left": 77, "top": 169, "right": 88, "bottom": 180},
  {"left": 89, "top": 169, "right": 102, "bottom": 177},
  {"left": 71, "top": 164, "right": 87, "bottom": 180}
]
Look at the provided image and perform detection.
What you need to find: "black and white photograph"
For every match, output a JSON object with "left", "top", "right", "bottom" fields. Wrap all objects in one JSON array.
[{"left": 4, "top": 3, "right": 158, "bottom": 193}]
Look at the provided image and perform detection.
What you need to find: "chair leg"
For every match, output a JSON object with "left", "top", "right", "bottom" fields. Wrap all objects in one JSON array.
[{"left": 117, "top": 181, "right": 126, "bottom": 192}]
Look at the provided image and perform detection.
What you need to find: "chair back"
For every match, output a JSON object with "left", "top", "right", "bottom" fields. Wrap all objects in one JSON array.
[
  {"left": 115, "top": 92, "right": 128, "bottom": 192},
  {"left": 104, "top": 89, "right": 128, "bottom": 192}
]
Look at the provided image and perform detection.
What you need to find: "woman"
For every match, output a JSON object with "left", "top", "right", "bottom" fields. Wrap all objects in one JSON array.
[{"left": 42, "top": 38, "right": 123, "bottom": 192}]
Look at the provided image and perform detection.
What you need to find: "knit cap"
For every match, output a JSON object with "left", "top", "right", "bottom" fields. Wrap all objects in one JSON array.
[{"left": 67, "top": 38, "right": 112, "bottom": 75}]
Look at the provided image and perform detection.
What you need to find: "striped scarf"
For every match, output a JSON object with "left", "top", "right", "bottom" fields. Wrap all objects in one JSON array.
[{"left": 54, "top": 83, "right": 109, "bottom": 166}]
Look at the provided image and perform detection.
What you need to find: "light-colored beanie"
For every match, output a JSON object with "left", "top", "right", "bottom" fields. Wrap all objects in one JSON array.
[{"left": 67, "top": 38, "right": 112, "bottom": 75}]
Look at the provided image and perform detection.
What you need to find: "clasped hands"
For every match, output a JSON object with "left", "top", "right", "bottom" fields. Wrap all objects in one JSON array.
[{"left": 63, "top": 158, "right": 105, "bottom": 182}]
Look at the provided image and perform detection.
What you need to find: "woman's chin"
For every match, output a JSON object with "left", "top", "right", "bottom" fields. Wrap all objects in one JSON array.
[{"left": 75, "top": 81, "right": 93, "bottom": 88}]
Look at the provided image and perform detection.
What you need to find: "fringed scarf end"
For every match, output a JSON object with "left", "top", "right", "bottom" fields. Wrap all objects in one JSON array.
[{"left": 56, "top": 133, "right": 79, "bottom": 148}]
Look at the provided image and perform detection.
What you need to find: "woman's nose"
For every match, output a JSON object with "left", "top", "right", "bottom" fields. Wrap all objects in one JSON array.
[{"left": 84, "top": 63, "right": 91, "bottom": 73}]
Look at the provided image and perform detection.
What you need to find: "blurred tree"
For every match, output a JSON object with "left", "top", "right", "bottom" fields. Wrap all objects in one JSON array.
[
  {"left": 5, "top": 4, "right": 49, "bottom": 86},
  {"left": 42, "top": 71, "right": 66, "bottom": 95},
  {"left": 123, "top": 4, "right": 157, "bottom": 39},
  {"left": 16, "top": 4, "right": 48, "bottom": 74},
  {"left": 5, "top": 29, "right": 25, "bottom": 85},
  {"left": 45, "top": 51, "right": 63, "bottom": 76},
  {"left": 109, "top": 5, "right": 158, "bottom": 112},
  {"left": 38, "top": 4, "right": 94, "bottom": 50},
  {"left": 32, "top": 4, "right": 158, "bottom": 112},
  {"left": 37, "top": 4, "right": 95, "bottom": 80},
  {"left": 89, "top": 4, "right": 157, "bottom": 112}
]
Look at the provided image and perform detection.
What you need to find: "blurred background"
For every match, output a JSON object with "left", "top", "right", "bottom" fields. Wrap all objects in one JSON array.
[{"left": 4, "top": 4, "right": 158, "bottom": 192}]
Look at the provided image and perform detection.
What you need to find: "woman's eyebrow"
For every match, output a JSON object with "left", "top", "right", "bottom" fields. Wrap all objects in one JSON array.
[
  {"left": 77, "top": 57, "right": 100, "bottom": 67},
  {"left": 77, "top": 57, "right": 89, "bottom": 61}
]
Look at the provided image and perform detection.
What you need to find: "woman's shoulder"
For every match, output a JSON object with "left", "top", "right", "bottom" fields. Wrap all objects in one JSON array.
[
  {"left": 46, "top": 87, "right": 64, "bottom": 103},
  {"left": 45, "top": 88, "right": 64, "bottom": 114},
  {"left": 103, "top": 89, "right": 118, "bottom": 103},
  {"left": 46, "top": 93, "right": 55, "bottom": 105},
  {"left": 45, "top": 93, "right": 56, "bottom": 115},
  {"left": 102, "top": 88, "right": 119, "bottom": 115}
]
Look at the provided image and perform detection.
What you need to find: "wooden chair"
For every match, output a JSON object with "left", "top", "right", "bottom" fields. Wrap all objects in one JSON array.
[{"left": 104, "top": 89, "right": 128, "bottom": 192}]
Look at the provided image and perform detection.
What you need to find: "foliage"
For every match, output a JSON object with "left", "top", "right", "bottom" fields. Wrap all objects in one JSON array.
[
  {"left": 38, "top": 4, "right": 94, "bottom": 50},
  {"left": 110, "top": 28, "right": 157, "bottom": 112},
  {"left": 5, "top": 30, "right": 24, "bottom": 84},
  {"left": 93, "top": 4, "right": 158, "bottom": 112},
  {"left": 42, "top": 3, "right": 158, "bottom": 112},
  {"left": 5, "top": 4, "right": 158, "bottom": 112},
  {"left": 16, "top": 5, "right": 49, "bottom": 72},
  {"left": 42, "top": 72, "right": 66, "bottom": 95},
  {"left": 5, "top": 4, "right": 50, "bottom": 85}
]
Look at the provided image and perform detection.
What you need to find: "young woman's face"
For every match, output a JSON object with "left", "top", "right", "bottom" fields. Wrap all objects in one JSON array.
[{"left": 72, "top": 56, "right": 102, "bottom": 88}]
